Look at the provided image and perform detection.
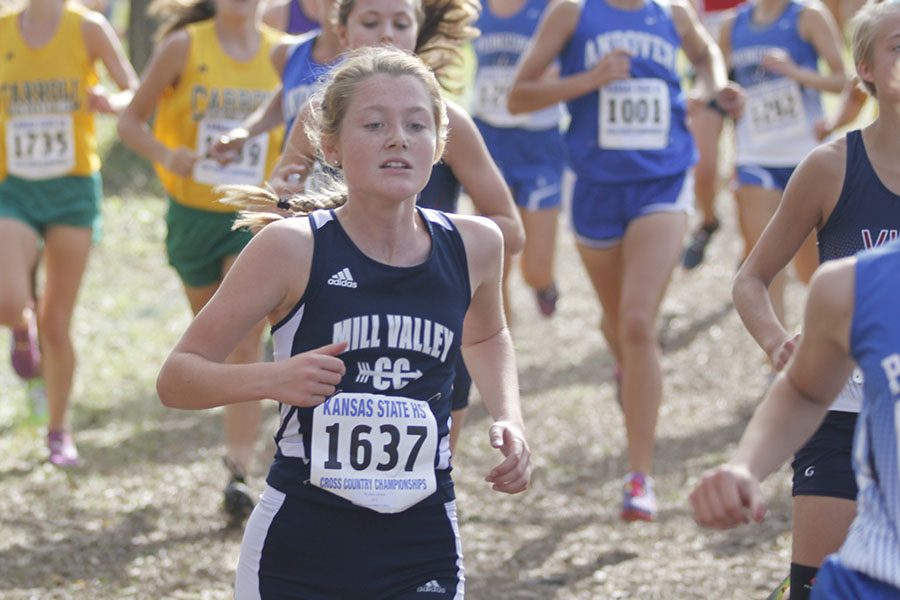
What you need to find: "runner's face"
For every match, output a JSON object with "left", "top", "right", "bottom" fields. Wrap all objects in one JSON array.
[
  {"left": 215, "top": 0, "right": 260, "bottom": 20},
  {"left": 863, "top": 12, "right": 900, "bottom": 102},
  {"left": 340, "top": 0, "right": 419, "bottom": 53},
  {"left": 326, "top": 74, "right": 437, "bottom": 203}
]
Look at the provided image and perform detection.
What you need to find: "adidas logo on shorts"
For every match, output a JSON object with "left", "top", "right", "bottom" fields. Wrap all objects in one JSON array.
[
  {"left": 327, "top": 268, "right": 358, "bottom": 288},
  {"left": 416, "top": 580, "right": 446, "bottom": 594}
]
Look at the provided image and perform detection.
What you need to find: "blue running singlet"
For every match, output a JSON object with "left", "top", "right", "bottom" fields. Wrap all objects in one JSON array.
[
  {"left": 558, "top": 0, "right": 695, "bottom": 183},
  {"left": 281, "top": 33, "right": 330, "bottom": 134},
  {"left": 287, "top": 0, "right": 318, "bottom": 35},
  {"left": 837, "top": 239, "right": 900, "bottom": 591},
  {"left": 730, "top": 0, "right": 823, "bottom": 167},
  {"left": 472, "top": 0, "right": 564, "bottom": 130}
]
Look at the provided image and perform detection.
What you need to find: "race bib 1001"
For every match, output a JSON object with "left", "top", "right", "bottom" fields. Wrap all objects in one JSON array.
[
  {"left": 599, "top": 78, "right": 670, "bottom": 150},
  {"left": 310, "top": 392, "right": 438, "bottom": 513},
  {"left": 193, "top": 118, "right": 269, "bottom": 186},
  {"left": 745, "top": 78, "right": 807, "bottom": 145},
  {"left": 6, "top": 114, "right": 76, "bottom": 179}
]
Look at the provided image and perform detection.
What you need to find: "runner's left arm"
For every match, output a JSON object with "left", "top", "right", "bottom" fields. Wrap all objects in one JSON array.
[
  {"left": 82, "top": 11, "right": 140, "bottom": 114},
  {"left": 672, "top": 0, "right": 739, "bottom": 116},
  {"left": 454, "top": 215, "right": 531, "bottom": 495},
  {"left": 762, "top": 5, "right": 846, "bottom": 94}
]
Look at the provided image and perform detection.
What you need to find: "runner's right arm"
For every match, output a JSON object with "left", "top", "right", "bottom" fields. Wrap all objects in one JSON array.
[
  {"left": 692, "top": 259, "right": 856, "bottom": 528},
  {"left": 117, "top": 31, "right": 197, "bottom": 176},
  {"left": 507, "top": 0, "right": 630, "bottom": 114},
  {"left": 157, "top": 218, "right": 348, "bottom": 410},
  {"left": 732, "top": 140, "right": 846, "bottom": 369}
]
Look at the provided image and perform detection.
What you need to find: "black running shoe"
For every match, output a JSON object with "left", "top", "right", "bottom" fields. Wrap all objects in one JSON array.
[
  {"left": 223, "top": 459, "right": 255, "bottom": 522},
  {"left": 682, "top": 220, "right": 720, "bottom": 270},
  {"left": 223, "top": 478, "right": 255, "bottom": 522}
]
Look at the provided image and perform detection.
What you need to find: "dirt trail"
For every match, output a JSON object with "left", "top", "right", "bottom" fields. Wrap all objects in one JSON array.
[{"left": 0, "top": 194, "right": 806, "bottom": 599}]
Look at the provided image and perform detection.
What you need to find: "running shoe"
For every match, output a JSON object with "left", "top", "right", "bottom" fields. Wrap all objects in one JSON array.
[
  {"left": 621, "top": 472, "right": 657, "bottom": 522},
  {"left": 223, "top": 459, "right": 255, "bottom": 522},
  {"left": 682, "top": 220, "right": 720, "bottom": 270},
  {"left": 535, "top": 283, "right": 559, "bottom": 317},
  {"left": 47, "top": 430, "right": 79, "bottom": 467},
  {"left": 10, "top": 309, "right": 41, "bottom": 380}
]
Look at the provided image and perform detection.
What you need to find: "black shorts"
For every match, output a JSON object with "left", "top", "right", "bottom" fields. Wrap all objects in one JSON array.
[
  {"left": 791, "top": 411, "right": 858, "bottom": 501},
  {"left": 236, "top": 486, "right": 465, "bottom": 599},
  {"left": 451, "top": 355, "right": 471, "bottom": 411}
]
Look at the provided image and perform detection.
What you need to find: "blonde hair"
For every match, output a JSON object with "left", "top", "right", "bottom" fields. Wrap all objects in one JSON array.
[
  {"left": 336, "top": 0, "right": 480, "bottom": 92},
  {"left": 148, "top": 0, "right": 215, "bottom": 41},
  {"left": 850, "top": 0, "right": 900, "bottom": 96},
  {"left": 222, "top": 46, "right": 450, "bottom": 231}
]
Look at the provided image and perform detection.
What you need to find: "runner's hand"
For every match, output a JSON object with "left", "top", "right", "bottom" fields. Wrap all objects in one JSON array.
[
  {"left": 690, "top": 463, "right": 767, "bottom": 528},
  {"left": 713, "top": 82, "right": 745, "bottom": 120},
  {"left": 485, "top": 421, "right": 531, "bottom": 494},
  {"left": 590, "top": 49, "right": 631, "bottom": 88},
  {"left": 270, "top": 163, "right": 310, "bottom": 197},
  {"left": 86, "top": 85, "right": 114, "bottom": 114},
  {"left": 770, "top": 333, "right": 801, "bottom": 372},
  {"left": 761, "top": 49, "right": 798, "bottom": 79},
  {"left": 814, "top": 118, "right": 832, "bottom": 141},
  {"left": 164, "top": 147, "right": 199, "bottom": 178},
  {"left": 209, "top": 128, "right": 248, "bottom": 165},
  {"left": 274, "top": 342, "right": 347, "bottom": 407}
]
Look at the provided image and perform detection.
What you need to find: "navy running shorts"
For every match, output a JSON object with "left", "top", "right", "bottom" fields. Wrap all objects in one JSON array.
[
  {"left": 235, "top": 485, "right": 465, "bottom": 599},
  {"left": 791, "top": 411, "right": 858, "bottom": 501}
]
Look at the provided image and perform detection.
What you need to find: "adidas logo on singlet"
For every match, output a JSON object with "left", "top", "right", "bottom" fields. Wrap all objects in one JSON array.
[
  {"left": 416, "top": 580, "right": 446, "bottom": 594},
  {"left": 327, "top": 268, "right": 358, "bottom": 288}
]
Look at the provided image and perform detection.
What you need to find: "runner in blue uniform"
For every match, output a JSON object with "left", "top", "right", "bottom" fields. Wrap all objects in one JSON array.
[
  {"left": 157, "top": 46, "right": 531, "bottom": 599},
  {"left": 262, "top": 0, "right": 319, "bottom": 34},
  {"left": 692, "top": 232, "right": 900, "bottom": 600},
  {"left": 472, "top": 0, "right": 568, "bottom": 316},
  {"left": 509, "top": 0, "right": 741, "bottom": 521},
  {"left": 722, "top": 0, "right": 845, "bottom": 314},
  {"left": 731, "top": 2, "right": 900, "bottom": 596}
]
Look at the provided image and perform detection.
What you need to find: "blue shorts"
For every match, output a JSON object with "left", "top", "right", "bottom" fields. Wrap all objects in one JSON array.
[
  {"left": 736, "top": 165, "right": 796, "bottom": 191},
  {"left": 791, "top": 411, "right": 858, "bottom": 501},
  {"left": 570, "top": 170, "right": 693, "bottom": 248},
  {"left": 812, "top": 556, "right": 900, "bottom": 599},
  {"left": 474, "top": 120, "right": 566, "bottom": 212},
  {"left": 236, "top": 485, "right": 465, "bottom": 599}
]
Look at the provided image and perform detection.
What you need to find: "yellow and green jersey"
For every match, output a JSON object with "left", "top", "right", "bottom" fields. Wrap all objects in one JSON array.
[
  {"left": 0, "top": 3, "right": 100, "bottom": 180},
  {"left": 154, "top": 20, "right": 284, "bottom": 212}
]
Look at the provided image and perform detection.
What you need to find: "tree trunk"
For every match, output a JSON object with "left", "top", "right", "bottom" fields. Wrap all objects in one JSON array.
[{"left": 128, "top": 0, "right": 156, "bottom": 75}]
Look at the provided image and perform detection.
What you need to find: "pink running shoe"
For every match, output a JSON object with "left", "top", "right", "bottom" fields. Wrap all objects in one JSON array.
[
  {"left": 621, "top": 472, "right": 657, "bottom": 522},
  {"left": 10, "top": 310, "right": 41, "bottom": 380},
  {"left": 47, "top": 430, "right": 79, "bottom": 467},
  {"left": 535, "top": 283, "right": 559, "bottom": 317}
]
